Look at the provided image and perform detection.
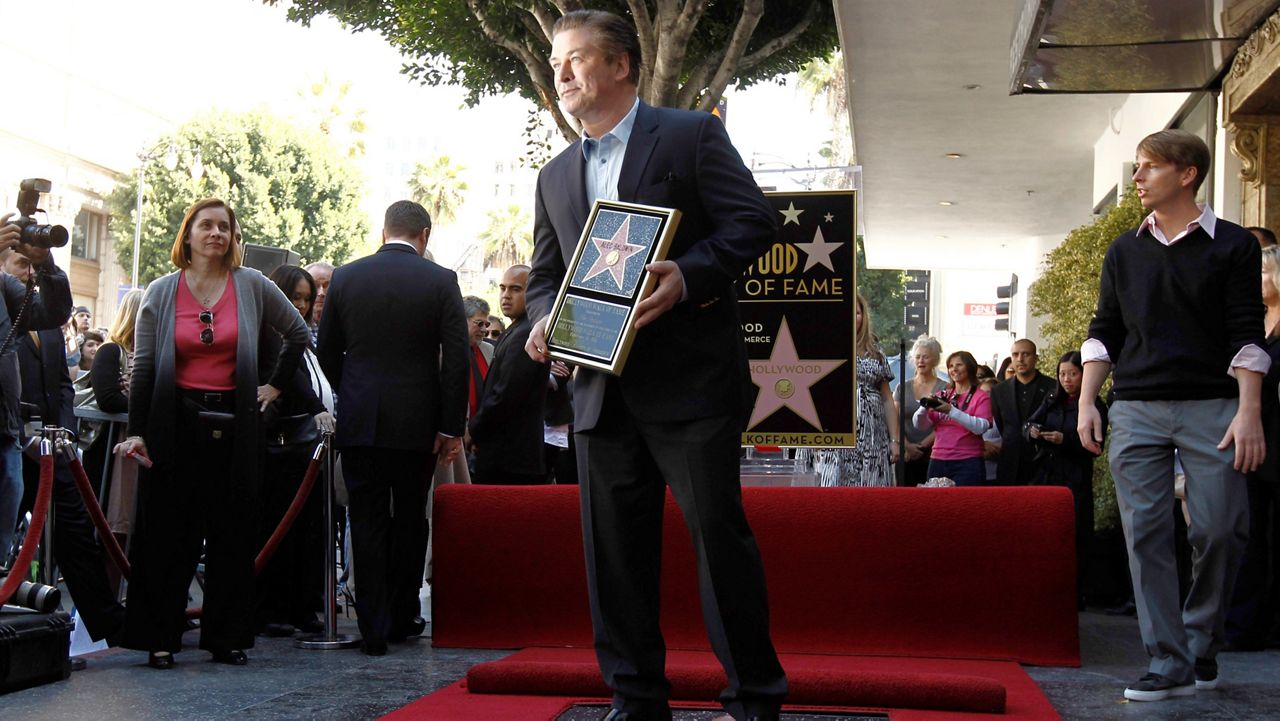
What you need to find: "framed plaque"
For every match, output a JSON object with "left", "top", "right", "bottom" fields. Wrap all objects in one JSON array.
[{"left": 546, "top": 199, "right": 681, "bottom": 375}]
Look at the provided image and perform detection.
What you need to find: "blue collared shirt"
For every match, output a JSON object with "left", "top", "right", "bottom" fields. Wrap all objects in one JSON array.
[{"left": 581, "top": 98, "right": 640, "bottom": 206}]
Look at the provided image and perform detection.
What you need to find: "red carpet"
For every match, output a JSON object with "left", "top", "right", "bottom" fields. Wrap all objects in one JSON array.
[
  {"left": 432, "top": 485, "right": 1079, "bottom": 666},
  {"left": 384, "top": 648, "right": 1060, "bottom": 720}
]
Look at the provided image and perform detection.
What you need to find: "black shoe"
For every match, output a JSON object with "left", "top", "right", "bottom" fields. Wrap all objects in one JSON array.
[
  {"left": 1123, "top": 672, "right": 1194, "bottom": 701},
  {"left": 388, "top": 616, "right": 426, "bottom": 641},
  {"left": 362, "top": 639, "right": 387, "bottom": 656},
  {"left": 70, "top": 657, "right": 87, "bottom": 671},
  {"left": 210, "top": 649, "right": 248, "bottom": 665},
  {"left": 291, "top": 615, "right": 324, "bottom": 634},
  {"left": 1195, "top": 657, "right": 1219, "bottom": 690},
  {"left": 1106, "top": 600, "right": 1137, "bottom": 617},
  {"left": 260, "top": 622, "right": 295, "bottom": 638},
  {"left": 148, "top": 651, "right": 175, "bottom": 669}
]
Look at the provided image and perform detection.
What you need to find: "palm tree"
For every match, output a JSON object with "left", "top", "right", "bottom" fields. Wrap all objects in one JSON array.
[
  {"left": 797, "top": 50, "right": 853, "bottom": 188},
  {"left": 480, "top": 204, "right": 533, "bottom": 270},
  {"left": 408, "top": 156, "right": 467, "bottom": 225}
]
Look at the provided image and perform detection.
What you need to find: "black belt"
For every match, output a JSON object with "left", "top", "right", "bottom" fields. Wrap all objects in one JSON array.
[{"left": 177, "top": 388, "right": 235, "bottom": 408}]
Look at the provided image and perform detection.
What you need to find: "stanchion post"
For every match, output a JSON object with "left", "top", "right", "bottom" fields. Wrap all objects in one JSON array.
[{"left": 296, "top": 432, "right": 360, "bottom": 649}]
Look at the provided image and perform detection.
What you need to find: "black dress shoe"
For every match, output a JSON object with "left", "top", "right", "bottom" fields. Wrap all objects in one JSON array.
[
  {"left": 148, "top": 651, "right": 175, "bottom": 669},
  {"left": 210, "top": 649, "right": 248, "bottom": 665},
  {"left": 260, "top": 622, "right": 295, "bottom": 638},
  {"left": 362, "top": 639, "right": 388, "bottom": 656},
  {"left": 291, "top": 615, "right": 324, "bottom": 634},
  {"left": 389, "top": 616, "right": 426, "bottom": 641},
  {"left": 70, "top": 657, "right": 87, "bottom": 671}
]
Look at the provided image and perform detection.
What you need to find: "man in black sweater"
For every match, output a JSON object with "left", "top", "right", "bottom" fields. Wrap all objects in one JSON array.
[{"left": 1079, "top": 129, "right": 1265, "bottom": 702}]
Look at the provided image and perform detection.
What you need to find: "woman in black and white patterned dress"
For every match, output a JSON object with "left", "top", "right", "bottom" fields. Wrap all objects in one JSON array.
[{"left": 798, "top": 294, "right": 900, "bottom": 486}]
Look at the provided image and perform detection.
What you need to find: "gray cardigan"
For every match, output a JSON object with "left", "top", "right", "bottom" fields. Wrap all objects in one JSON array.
[{"left": 129, "top": 266, "right": 309, "bottom": 485}]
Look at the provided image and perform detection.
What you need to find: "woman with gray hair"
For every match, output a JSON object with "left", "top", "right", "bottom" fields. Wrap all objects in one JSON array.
[{"left": 894, "top": 335, "right": 946, "bottom": 485}]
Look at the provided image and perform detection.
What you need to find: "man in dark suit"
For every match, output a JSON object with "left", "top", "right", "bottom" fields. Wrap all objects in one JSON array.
[
  {"left": 469, "top": 265, "right": 548, "bottom": 484},
  {"left": 316, "top": 200, "right": 468, "bottom": 656},
  {"left": 524, "top": 10, "right": 786, "bottom": 721},
  {"left": 991, "top": 338, "right": 1058, "bottom": 485},
  {"left": 3, "top": 248, "right": 123, "bottom": 645}
]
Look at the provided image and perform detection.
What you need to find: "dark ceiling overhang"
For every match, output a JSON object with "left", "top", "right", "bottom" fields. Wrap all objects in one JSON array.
[{"left": 1010, "top": 0, "right": 1280, "bottom": 94}]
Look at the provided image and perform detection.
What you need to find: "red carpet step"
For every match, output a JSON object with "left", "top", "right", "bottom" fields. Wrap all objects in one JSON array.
[{"left": 385, "top": 648, "right": 1060, "bottom": 720}]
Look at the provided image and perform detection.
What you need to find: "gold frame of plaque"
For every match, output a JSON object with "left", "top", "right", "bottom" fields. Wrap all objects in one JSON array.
[{"left": 545, "top": 199, "right": 682, "bottom": 375}]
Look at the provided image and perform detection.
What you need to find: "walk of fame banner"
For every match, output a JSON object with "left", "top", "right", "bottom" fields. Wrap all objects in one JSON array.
[{"left": 739, "top": 190, "right": 856, "bottom": 448}]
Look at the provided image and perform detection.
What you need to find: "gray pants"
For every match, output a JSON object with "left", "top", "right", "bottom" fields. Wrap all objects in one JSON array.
[{"left": 1109, "top": 399, "right": 1249, "bottom": 683}]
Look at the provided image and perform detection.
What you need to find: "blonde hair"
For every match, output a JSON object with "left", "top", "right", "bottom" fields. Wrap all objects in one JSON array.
[
  {"left": 1264, "top": 245, "right": 1280, "bottom": 304},
  {"left": 854, "top": 293, "right": 880, "bottom": 358},
  {"left": 170, "top": 198, "right": 243, "bottom": 270},
  {"left": 108, "top": 289, "right": 144, "bottom": 354}
]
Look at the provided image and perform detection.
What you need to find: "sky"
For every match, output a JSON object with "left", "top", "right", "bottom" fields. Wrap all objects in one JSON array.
[{"left": 4, "top": 0, "right": 836, "bottom": 268}]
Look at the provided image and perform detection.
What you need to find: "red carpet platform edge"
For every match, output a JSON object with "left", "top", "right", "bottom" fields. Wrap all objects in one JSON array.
[{"left": 385, "top": 648, "right": 1060, "bottom": 720}]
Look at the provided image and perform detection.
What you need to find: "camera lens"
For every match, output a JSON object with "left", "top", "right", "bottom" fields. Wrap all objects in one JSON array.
[
  {"left": 20, "top": 223, "right": 69, "bottom": 249},
  {"left": 13, "top": 580, "right": 62, "bottom": 613}
]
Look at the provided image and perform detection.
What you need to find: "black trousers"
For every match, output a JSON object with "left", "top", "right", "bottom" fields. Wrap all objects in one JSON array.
[
  {"left": 1226, "top": 475, "right": 1280, "bottom": 646},
  {"left": 19, "top": 454, "right": 124, "bottom": 641},
  {"left": 123, "top": 391, "right": 255, "bottom": 654},
  {"left": 577, "top": 388, "right": 787, "bottom": 719},
  {"left": 341, "top": 447, "right": 433, "bottom": 644},
  {"left": 256, "top": 445, "right": 323, "bottom": 627}
]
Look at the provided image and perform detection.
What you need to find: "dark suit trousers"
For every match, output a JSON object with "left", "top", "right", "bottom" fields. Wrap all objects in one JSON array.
[
  {"left": 19, "top": 455, "right": 124, "bottom": 641},
  {"left": 342, "top": 447, "right": 433, "bottom": 644},
  {"left": 577, "top": 389, "right": 787, "bottom": 718},
  {"left": 124, "top": 395, "right": 256, "bottom": 654}
]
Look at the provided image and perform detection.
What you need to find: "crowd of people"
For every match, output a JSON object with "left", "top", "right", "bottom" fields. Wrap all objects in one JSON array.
[{"left": 0, "top": 11, "right": 1277, "bottom": 717}]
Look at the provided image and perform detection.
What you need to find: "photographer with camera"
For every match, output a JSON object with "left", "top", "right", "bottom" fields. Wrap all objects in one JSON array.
[
  {"left": 0, "top": 179, "right": 74, "bottom": 576},
  {"left": 910, "top": 351, "right": 994, "bottom": 486}
]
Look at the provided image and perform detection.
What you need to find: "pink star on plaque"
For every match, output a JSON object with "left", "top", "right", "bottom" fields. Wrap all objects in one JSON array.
[
  {"left": 747, "top": 317, "right": 845, "bottom": 430},
  {"left": 582, "top": 215, "right": 646, "bottom": 288}
]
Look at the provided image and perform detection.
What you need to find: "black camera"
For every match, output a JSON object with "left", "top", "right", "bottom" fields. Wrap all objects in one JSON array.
[
  {"left": 12, "top": 178, "right": 69, "bottom": 249},
  {"left": 918, "top": 395, "right": 944, "bottom": 410}
]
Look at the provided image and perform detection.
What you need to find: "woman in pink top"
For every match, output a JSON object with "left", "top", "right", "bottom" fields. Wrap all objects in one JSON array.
[
  {"left": 114, "top": 198, "right": 310, "bottom": 669},
  {"left": 911, "top": 350, "right": 993, "bottom": 486}
]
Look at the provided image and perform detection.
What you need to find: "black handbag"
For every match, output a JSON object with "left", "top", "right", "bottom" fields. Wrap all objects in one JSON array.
[{"left": 262, "top": 404, "right": 319, "bottom": 453}]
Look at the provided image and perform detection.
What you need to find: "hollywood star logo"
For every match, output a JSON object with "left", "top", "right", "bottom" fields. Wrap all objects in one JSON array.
[
  {"left": 779, "top": 204, "right": 843, "bottom": 273},
  {"left": 582, "top": 214, "right": 646, "bottom": 288},
  {"left": 748, "top": 317, "right": 845, "bottom": 430}
]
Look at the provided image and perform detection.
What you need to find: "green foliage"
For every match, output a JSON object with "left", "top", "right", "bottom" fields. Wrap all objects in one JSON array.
[
  {"left": 408, "top": 156, "right": 468, "bottom": 225},
  {"left": 1028, "top": 186, "right": 1147, "bottom": 530},
  {"left": 273, "top": 1, "right": 838, "bottom": 141},
  {"left": 855, "top": 236, "right": 907, "bottom": 357},
  {"left": 480, "top": 204, "right": 533, "bottom": 271},
  {"left": 296, "top": 73, "right": 369, "bottom": 158},
  {"left": 108, "top": 111, "right": 368, "bottom": 286}
]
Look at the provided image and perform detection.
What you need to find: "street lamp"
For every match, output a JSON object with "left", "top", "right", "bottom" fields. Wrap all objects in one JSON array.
[{"left": 132, "top": 143, "right": 204, "bottom": 288}]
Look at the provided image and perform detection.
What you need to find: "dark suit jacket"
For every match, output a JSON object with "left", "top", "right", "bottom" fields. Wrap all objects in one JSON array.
[
  {"left": 17, "top": 329, "right": 74, "bottom": 429},
  {"left": 468, "top": 315, "right": 547, "bottom": 476},
  {"left": 316, "top": 243, "right": 468, "bottom": 452},
  {"left": 991, "top": 372, "right": 1059, "bottom": 485},
  {"left": 526, "top": 101, "right": 776, "bottom": 432}
]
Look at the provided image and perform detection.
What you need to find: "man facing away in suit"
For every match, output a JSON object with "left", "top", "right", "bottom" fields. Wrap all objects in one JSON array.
[
  {"left": 316, "top": 200, "right": 468, "bottom": 656},
  {"left": 990, "top": 338, "right": 1057, "bottom": 485},
  {"left": 524, "top": 10, "right": 786, "bottom": 721},
  {"left": 469, "top": 265, "right": 548, "bottom": 484}
]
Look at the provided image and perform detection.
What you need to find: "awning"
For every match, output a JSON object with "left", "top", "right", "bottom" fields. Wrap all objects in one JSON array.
[{"left": 1010, "top": 0, "right": 1280, "bottom": 94}]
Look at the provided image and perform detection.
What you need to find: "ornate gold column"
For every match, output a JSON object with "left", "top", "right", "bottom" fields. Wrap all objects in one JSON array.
[{"left": 1224, "top": 10, "right": 1280, "bottom": 231}]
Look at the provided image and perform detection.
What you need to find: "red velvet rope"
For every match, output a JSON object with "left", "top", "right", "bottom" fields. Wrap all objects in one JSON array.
[
  {"left": 64, "top": 440, "right": 324, "bottom": 619},
  {"left": 0, "top": 450, "right": 54, "bottom": 605}
]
